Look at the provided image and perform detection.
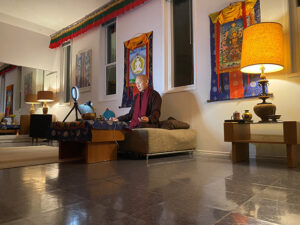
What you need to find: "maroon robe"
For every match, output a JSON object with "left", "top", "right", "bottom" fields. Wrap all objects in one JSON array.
[{"left": 118, "top": 88, "right": 162, "bottom": 128}]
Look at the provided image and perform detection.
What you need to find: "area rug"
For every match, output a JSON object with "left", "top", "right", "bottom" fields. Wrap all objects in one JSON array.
[{"left": 0, "top": 145, "right": 60, "bottom": 169}]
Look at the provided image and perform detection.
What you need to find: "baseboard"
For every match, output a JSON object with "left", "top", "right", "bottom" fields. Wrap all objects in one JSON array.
[
  {"left": 254, "top": 155, "right": 287, "bottom": 161},
  {"left": 195, "top": 149, "right": 230, "bottom": 159},
  {"left": 195, "top": 149, "right": 287, "bottom": 161}
]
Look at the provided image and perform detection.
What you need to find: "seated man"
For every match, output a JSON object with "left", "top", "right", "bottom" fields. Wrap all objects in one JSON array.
[{"left": 115, "top": 75, "right": 162, "bottom": 128}]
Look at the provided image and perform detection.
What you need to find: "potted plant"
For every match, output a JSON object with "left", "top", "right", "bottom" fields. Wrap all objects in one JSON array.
[{"left": 9, "top": 114, "right": 16, "bottom": 125}]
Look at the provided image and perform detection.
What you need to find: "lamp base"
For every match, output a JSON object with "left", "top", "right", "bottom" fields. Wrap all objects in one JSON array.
[
  {"left": 30, "top": 103, "right": 35, "bottom": 114},
  {"left": 43, "top": 102, "right": 48, "bottom": 114},
  {"left": 254, "top": 102, "right": 276, "bottom": 122}
]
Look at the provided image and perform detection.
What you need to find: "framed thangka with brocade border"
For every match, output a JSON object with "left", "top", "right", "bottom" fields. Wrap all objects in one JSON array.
[
  {"left": 209, "top": 0, "right": 265, "bottom": 102},
  {"left": 121, "top": 31, "right": 153, "bottom": 108},
  {"left": 5, "top": 85, "right": 13, "bottom": 117},
  {"left": 75, "top": 49, "right": 92, "bottom": 92}
]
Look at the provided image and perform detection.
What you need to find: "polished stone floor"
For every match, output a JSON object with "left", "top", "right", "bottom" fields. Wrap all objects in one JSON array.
[{"left": 0, "top": 153, "right": 300, "bottom": 225}]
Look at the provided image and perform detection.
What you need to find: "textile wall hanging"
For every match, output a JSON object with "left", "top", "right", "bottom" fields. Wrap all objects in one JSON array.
[
  {"left": 5, "top": 85, "right": 14, "bottom": 117},
  {"left": 121, "top": 31, "right": 153, "bottom": 108},
  {"left": 209, "top": 0, "right": 262, "bottom": 102},
  {"left": 49, "top": 0, "right": 151, "bottom": 49},
  {"left": 75, "top": 49, "right": 92, "bottom": 92}
]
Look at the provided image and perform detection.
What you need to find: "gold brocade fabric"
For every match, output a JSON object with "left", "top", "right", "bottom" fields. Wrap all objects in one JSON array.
[
  {"left": 124, "top": 32, "right": 152, "bottom": 50},
  {"left": 209, "top": 0, "right": 256, "bottom": 24}
]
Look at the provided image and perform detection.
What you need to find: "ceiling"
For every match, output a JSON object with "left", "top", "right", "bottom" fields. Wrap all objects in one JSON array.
[{"left": 0, "top": 0, "right": 110, "bottom": 36}]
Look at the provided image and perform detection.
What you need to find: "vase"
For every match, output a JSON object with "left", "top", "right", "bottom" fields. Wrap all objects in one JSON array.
[{"left": 242, "top": 110, "right": 252, "bottom": 122}]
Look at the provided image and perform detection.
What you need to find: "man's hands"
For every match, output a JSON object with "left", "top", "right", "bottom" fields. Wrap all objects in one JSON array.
[{"left": 138, "top": 116, "right": 149, "bottom": 123}]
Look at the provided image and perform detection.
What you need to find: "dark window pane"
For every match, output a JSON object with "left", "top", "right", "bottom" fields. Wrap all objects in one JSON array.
[
  {"left": 173, "top": 0, "right": 194, "bottom": 87},
  {"left": 106, "top": 65, "right": 116, "bottom": 95},
  {"left": 65, "top": 45, "right": 71, "bottom": 102},
  {"left": 107, "top": 23, "right": 116, "bottom": 64}
]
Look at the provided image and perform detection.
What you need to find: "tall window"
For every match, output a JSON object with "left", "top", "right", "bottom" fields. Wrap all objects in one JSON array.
[
  {"left": 61, "top": 41, "right": 71, "bottom": 103},
  {"left": 105, "top": 21, "right": 116, "bottom": 95},
  {"left": 172, "top": 0, "right": 194, "bottom": 87}
]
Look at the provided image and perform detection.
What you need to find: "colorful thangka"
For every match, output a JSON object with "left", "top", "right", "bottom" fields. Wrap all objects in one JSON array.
[
  {"left": 209, "top": 0, "right": 263, "bottom": 102},
  {"left": 121, "top": 32, "right": 153, "bottom": 108}
]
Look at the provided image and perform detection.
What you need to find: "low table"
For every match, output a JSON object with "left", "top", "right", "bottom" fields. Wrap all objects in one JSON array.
[
  {"left": 49, "top": 120, "right": 128, "bottom": 163},
  {"left": 0, "top": 129, "right": 19, "bottom": 135},
  {"left": 0, "top": 124, "right": 20, "bottom": 135},
  {"left": 224, "top": 121, "right": 300, "bottom": 168},
  {"left": 59, "top": 129, "right": 125, "bottom": 163}
]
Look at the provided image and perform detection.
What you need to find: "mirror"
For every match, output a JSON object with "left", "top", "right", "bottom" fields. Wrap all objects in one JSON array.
[{"left": 0, "top": 62, "right": 58, "bottom": 118}]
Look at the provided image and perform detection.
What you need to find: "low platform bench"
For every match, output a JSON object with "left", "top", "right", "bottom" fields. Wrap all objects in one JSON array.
[
  {"left": 119, "top": 128, "right": 197, "bottom": 161},
  {"left": 49, "top": 120, "right": 128, "bottom": 163},
  {"left": 0, "top": 124, "right": 20, "bottom": 135}
]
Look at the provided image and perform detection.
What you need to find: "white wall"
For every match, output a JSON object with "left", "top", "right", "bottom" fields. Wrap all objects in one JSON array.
[
  {"left": 61, "top": 0, "right": 163, "bottom": 122},
  {"left": 0, "top": 22, "right": 60, "bottom": 71}
]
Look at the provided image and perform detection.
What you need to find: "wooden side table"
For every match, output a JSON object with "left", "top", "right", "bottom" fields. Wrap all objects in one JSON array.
[{"left": 224, "top": 121, "right": 300, "bottom": 168}]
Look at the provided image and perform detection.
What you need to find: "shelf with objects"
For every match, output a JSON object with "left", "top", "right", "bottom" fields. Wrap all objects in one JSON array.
[{"left": 224, "top": 121, "right": 300, "bottom": 168}]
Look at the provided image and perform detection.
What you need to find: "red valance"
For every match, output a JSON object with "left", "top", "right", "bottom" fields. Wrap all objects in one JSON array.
[
  {"left": 0, "top": 64, "right": 17, "bottom": 76},
  {"left": 49, "top": 0, "right": 150, "bottom": 49}
]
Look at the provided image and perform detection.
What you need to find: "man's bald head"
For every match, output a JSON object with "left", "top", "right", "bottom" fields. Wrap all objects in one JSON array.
[{"left": 135, "top": 75, "right": 149, "bottom": 92}]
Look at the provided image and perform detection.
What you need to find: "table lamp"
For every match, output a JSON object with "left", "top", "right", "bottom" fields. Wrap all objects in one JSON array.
[
  {"left": 240, "top": 22, "right": 284, "bottom": 122},
  {"left": 25, "top": 94, "right": 39, "bottom": 114},
  {"left": 37, "top": 91, "right": 54, "bottom": 114}
]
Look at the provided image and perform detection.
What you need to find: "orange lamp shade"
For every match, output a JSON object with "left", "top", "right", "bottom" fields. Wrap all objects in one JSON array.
[
  {"left": 240, "top": 22, "right": 284, "bottom": 74},
  {"left": 37, "top": 91, "right": 54, "bottom": 102},
  {"left": 25, "top": 94, "right": 38, "bottom": 104}
]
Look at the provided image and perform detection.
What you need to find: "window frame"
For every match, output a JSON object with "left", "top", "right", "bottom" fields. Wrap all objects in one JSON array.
[
  {"left": 164, "top": 0, "right": 197, "bottom": 94},
  {"left": 101, "top": 19, "right": 117, "bottom": 101},
  {"left": 289, "top": 0, "right": 300, "bottom": 74}
]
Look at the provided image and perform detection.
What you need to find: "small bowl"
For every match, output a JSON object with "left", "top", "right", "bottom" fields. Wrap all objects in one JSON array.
[{"left": 82, "top": 113, "right": 96, "bottom": 120}]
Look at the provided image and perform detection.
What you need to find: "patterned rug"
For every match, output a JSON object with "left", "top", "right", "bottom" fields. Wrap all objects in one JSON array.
[{"left": 0, "top": 145, "right": 61, "bottom": 169}]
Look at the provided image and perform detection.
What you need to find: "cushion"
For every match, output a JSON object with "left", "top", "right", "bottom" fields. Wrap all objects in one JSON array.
[
  {"left": 119, "top": 128, "right": 196, "bottom": 154},
  {"left": 160, "top": 117, "right": 190, "bottom": 129}
]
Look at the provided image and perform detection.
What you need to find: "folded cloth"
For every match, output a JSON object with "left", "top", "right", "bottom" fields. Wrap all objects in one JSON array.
[{"left": 160, "top": 117, "right": 190, "bottom": 129}]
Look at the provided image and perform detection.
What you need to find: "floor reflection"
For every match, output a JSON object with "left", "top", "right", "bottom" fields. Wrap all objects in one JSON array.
[{"left": 0, "top": 155, "right": 300, "bottom": 224}]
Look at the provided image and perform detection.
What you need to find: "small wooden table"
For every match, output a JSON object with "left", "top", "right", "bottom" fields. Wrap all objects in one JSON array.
[
  {"left": 224, "top": 121, "right": 300, "bottom": 168},
  {"left": 59, "top": 129, "right": 125, "bottom": 163}
]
